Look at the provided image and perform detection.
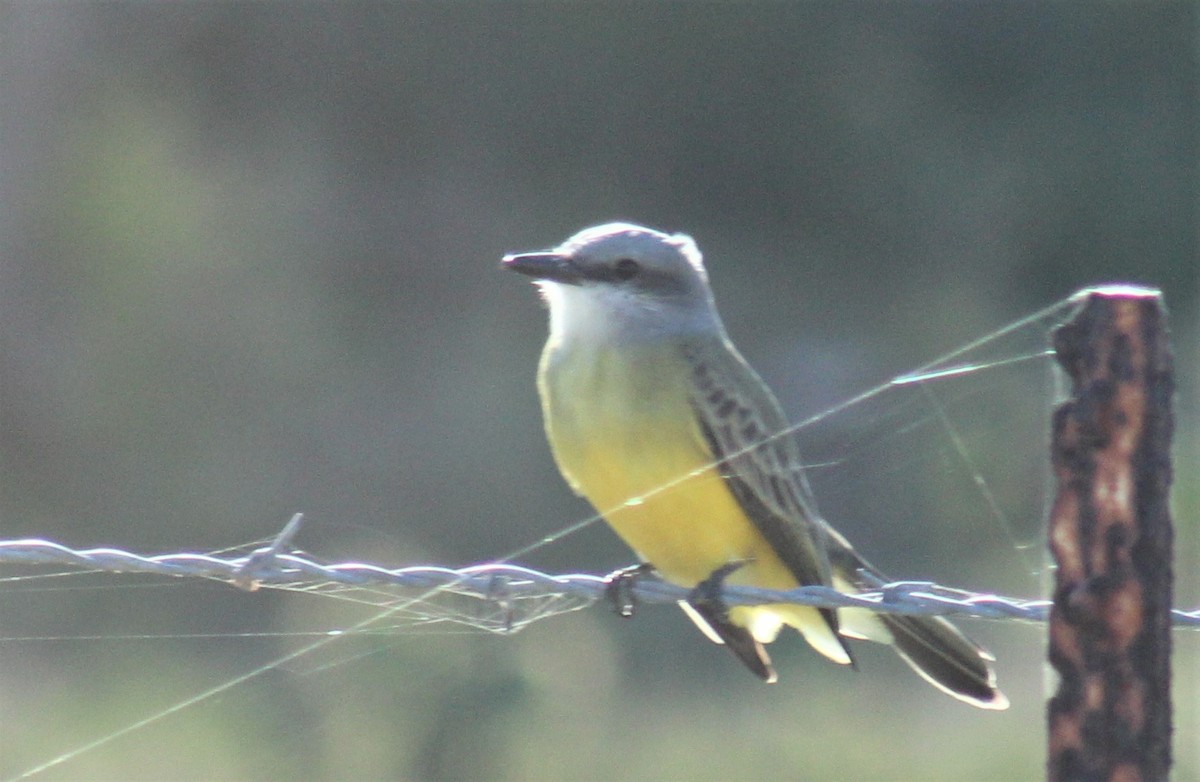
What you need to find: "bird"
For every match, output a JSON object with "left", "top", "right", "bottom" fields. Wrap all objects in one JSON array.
[{"left": 503, "top": 222, "right": 1008, "bottom": 709}]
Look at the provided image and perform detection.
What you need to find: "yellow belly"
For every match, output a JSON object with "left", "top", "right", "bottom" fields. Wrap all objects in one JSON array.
[
  {"left": 538, "top": 342, "right": 847, "bottom": 660},
  {"left": 539, "top": 344, "right": 799, "bottom": 590},
  {"left": 569, "top": 435, "right": 798, "bottom": 589}
]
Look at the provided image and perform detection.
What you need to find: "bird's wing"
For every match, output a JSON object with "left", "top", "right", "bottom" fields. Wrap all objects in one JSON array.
[{"left": 680, "top": 337, "right": 834, "bottom": 594}]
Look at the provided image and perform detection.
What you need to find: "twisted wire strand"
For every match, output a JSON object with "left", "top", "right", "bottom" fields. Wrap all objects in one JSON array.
[{"left": 3, "top": 536, "right": 1196, "bottom": 633}]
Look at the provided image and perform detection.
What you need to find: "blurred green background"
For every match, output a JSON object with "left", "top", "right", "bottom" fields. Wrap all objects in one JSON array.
[{"left": 2, "top": 3, "right": 1196, "bottom": 780}]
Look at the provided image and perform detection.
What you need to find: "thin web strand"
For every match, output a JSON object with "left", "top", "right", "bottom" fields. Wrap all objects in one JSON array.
[{"left": 917, "top": 382, "right": 1044, "bottom": 582}]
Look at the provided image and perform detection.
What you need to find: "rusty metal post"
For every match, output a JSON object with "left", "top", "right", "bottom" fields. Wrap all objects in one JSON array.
[{"left": 1047, "top": 287, "right": 1174, "bottom": 782}]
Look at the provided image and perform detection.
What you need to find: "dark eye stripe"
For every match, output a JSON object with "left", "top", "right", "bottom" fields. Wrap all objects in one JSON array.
[{"left": 614, "top": 258, "right": 640, "bottom": 280}]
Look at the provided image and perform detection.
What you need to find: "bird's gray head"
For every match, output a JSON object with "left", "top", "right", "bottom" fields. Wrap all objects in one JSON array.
[
  {"left": 501, "top": 221, "right": 715, "bottom": 340},
  {"left": 503, "top": 223, "right": 720, "bottom": 341},
  {"left": 504, "top": 222, "right": 710, "bottom": 294}
]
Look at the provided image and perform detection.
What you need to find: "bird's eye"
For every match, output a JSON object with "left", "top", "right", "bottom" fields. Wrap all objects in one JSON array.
[{"left": 614, "top": 258, "right": 640, "bottom": 280}]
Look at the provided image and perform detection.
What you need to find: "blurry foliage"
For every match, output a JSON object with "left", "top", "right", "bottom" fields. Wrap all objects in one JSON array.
[{"left": 1, "top": 3, "right": 1195, "bottom": 780}]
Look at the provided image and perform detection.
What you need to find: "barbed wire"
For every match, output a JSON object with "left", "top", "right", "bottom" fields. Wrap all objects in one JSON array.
[{"left": 2, "top": 521, "right": 1197, "bottom": 635}]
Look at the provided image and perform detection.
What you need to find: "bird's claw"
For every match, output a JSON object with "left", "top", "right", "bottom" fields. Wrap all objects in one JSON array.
[
  {"left": 603, "top": 562, "right": 657, "bottom": 618},
  {"left": 688, "top": 559, "right": 751, "bottom": 619}
]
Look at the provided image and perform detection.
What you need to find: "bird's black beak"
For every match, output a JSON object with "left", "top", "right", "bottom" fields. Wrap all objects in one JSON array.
[{"left": 501, "top": 252, "right": 582, "bottom": 285}]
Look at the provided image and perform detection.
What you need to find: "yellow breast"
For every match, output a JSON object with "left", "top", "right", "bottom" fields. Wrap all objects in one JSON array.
[
  {"left": 536, "top": 338, "right": 851, "bottom": 661},
  {"left": 537, "top": 343, "right": 795, "bottom": 590}
]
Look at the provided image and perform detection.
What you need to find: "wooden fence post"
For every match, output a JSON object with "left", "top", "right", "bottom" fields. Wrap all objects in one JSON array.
[{"left": 1047, "top": 287, "right": 1174, "bottom": 782}]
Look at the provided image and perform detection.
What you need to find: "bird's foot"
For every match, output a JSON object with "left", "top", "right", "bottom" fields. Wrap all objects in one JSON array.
[
  {"left": 603, "top": 562, "right": 657, "bottom": 618},
  {"left": 688, "top": 560, "right": 751, "bottom": 620}
]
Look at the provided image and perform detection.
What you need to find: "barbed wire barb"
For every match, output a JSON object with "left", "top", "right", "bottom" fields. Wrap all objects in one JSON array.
[{"left": 231, "top": 512, "right": 306, "bottom": 592}]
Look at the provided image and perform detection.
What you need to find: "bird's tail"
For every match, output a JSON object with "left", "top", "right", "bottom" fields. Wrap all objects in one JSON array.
[
  {"left": 874, "top": 612, "right": 1008, "bottom": 710},
  {"left": 825, "top": 527, "right": 1009, "bottom": 710}
]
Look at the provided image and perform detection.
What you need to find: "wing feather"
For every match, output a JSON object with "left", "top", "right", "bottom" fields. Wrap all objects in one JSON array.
[{"left": 680, "top": 337, "right": 844, "bottom": 643}]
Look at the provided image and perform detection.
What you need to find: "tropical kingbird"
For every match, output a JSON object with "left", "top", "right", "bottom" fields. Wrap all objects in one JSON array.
[{"left": 503, "top": 223, "right": 1007, "bottom": 709}]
